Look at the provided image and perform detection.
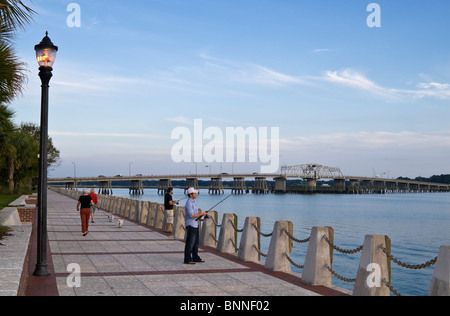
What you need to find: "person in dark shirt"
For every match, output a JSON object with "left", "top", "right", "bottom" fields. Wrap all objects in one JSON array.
[
  {"left": 164, "top": 187, "right": 178, "bottom": 233},
  {"left": 77, "top": 189, "right": 93, "bottom": 236}
]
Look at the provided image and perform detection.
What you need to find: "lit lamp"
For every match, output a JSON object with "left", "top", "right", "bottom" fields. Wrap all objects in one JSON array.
[{"left": 33, "top": 32, "right": 58, "bottom": 277}]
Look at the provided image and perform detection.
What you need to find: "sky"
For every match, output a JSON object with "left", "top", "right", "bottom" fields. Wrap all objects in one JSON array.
[{"left": 8, "top": 0, "right": 450, "bottom": 179}]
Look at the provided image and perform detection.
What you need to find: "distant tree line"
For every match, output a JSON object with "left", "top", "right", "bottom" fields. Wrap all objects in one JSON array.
[{"left": 397, "top": 175, "right": 450, "bottom": 185}]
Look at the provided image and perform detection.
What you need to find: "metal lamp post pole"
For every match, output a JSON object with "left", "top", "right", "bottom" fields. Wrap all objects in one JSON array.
[
  {"left": 33, "top": 32, "right": 58, "bottom": 277},
  {"left": 33, "top": 66, "right": 52, "bottom": 276}
]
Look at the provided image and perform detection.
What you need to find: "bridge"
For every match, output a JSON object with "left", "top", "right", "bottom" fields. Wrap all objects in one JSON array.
[{"left": 47, "top": 164, "right": 450, "bottom": 195}]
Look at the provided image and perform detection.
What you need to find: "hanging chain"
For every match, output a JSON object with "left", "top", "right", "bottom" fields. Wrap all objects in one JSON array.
[
  {"left": 252, "top": 223, "right": 272, "bottom": 237},
  {"left": 323, "top": 236, "right": 363, "bottom": 254},
  {"left": 379, "top": 246, "right": 438, "bottom": 270}
]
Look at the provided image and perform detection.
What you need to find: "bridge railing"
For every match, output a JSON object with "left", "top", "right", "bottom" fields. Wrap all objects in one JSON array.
[{"left": 50, "top": 187, "right": 449, "bottom": 296}]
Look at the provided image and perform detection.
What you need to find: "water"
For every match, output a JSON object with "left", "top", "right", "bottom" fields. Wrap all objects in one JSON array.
[{"left": 91, "top": 187, "right": 450, "bottom": 296}]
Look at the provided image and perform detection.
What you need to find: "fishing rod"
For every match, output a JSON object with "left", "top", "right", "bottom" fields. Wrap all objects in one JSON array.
[
  {"left": 175, "top": 196, "right": 188, "bottom": 205},
  {"left": 196, "top": 193, "right": 233, "bottom": 221}
]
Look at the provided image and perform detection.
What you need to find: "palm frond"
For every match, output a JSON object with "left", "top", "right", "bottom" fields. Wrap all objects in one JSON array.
[
  {"left": 0, "top": 0, "right": 35, "bottom": 34},
  {"left": 0, "top": 40, "right": 27, "bottom": 104}
]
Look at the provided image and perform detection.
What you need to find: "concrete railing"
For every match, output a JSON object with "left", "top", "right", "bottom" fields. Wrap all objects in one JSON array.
[{"left": 50, "top": 187, "right": 449, "bottom": 296}]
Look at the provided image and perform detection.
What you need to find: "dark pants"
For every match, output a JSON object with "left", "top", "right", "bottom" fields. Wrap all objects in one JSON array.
[{"left": 184, "top": 226, "right": 202, "bottom": 263}]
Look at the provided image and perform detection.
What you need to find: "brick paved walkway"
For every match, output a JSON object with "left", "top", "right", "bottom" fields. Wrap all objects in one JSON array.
[{"left": 24, "top": 190, "right": 347, "bottom": 296}]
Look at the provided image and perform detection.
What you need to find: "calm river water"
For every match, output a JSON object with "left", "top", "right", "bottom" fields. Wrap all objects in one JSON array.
[{"left": 97, "top": 187, "right": 450, "bottom": 296}]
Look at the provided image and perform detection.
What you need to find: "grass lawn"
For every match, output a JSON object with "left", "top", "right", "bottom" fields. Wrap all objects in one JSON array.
[{"left": 0, "top": 195, "right": 19, "bottom": 210}]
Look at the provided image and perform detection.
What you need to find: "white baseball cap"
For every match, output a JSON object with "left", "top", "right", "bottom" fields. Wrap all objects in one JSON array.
[{"left": 186, "top": 187, "right": 198, "bottom": 195}]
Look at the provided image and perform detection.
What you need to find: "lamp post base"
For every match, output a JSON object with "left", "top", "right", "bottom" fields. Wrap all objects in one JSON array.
[{"left": 33, "top": 263, "right": 50, "bottom": 277}]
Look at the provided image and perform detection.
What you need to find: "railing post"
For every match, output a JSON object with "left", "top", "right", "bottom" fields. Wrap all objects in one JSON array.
[
  {"left": 237, "top": 217, "right": 261, "bottom": 263},
  {"left": 120, "top": 199, "right": 128, "bottom": 217},
  {"left": 124, "top": 198, "right": 132, "bottom": 218},
  {"left": 109, "top": 196, "right": 116, "bottom": 214},
  {"left": 353, "top": 235, "right": 391, "bottom": 296},
  {"left": 302, "top": 226, "right": 334, "bottom": 286},
  {"left": 217, "top": 213, "right": 237, "bottom": 254},
  {"left": 115, "top": 195, "right": 123, "bottom": 215},
  {"left": 154, "top": 204, "right": 165, "bottom": 229},
  {"left": 135, "top": 200, "right": 143, "bottom": 222},
  {"left": 200, "top": 211, "right": 218, "bottom": 247},
  {"left": 429, "top": 245, "right": 450, "bottom": 296},
  {"left": 115, "top": 198, "right": 123, "bottom": 215},
  {"left": 128, "top": 200, "right": 136, "bottom": 220},
  {"left": 139, "top": 201, "right": 149, "bottom": 224},
  {"left": 103, "top": 195, "right": 110, "bottom": 212},
  {"left": 172, "top": 206, "right": 186, "bottom": 240},
  {"left": 265, "top": 221, "right": 293, "bottom": 272},
  {"left": 147, "top": 202, "right": 157, "bottom": 227}
]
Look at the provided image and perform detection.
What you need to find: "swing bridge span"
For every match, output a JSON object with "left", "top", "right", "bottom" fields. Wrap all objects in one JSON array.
[{"left": 48, "top": 164, "right": 450, "bottom": 195}]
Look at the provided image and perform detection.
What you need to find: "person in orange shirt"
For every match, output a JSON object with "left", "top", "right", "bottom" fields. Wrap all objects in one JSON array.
[{"left": 89, "top": 188, "right": 99, "bottom": 223}]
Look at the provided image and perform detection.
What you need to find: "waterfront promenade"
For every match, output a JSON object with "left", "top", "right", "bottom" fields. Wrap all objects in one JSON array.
[{"left": 23, "top": 190, "right": 347, "bottom": 296}]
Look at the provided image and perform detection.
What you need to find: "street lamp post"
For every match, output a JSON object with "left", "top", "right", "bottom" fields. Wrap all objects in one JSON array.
[{"left": 33, "top": 32, "right": 58, "bottom": 277}]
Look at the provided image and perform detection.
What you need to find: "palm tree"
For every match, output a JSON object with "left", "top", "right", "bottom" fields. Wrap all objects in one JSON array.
[
  {"left": 0, "top": 40, "right": 26, "bottom": 104},
  {"left": 0, "top": 103, "right": 14, "bottom": 130},
  {"left": 0, "top": 103, "right": 14, "bottom": 152},
  {"left": 0, "top": 1, "right": 35, "bottom": 191},
  {"left": 0, "top": 0, "right": 35, "bottom": 34},
  {"left": 0, "top": 0, "right": 35, "bottom": 104},
  {"left": 6, "top": 130, "right": 38, "bottom": 191},
  {"left": 0, "top": 104, "right": 15, "bottom": 190}
]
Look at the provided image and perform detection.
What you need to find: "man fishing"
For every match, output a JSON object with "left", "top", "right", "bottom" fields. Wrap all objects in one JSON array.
[
  {"left": 184, "top": 187, "right": 207, "bottom": 264},
  {"left": 164, "top": 187, "right": 178, "bottom": 233}
]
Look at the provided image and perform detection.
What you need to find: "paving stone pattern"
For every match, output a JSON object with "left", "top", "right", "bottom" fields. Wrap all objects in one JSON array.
[{"left": 44, "top": 190, "right": 330, "bottom": 296}]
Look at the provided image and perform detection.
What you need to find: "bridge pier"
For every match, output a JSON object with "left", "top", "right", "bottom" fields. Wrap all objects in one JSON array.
[
  {"left": 410, "top": 183, "right": 419, "bottom": 193},
  {"left": 184, "top": 178, "right": 199, "bottom": 194},
  {"left": 158, "top": 179, "right": 172, "bottom": 195},
  {"left": 373, "top": 180, "right": 386, "bottom": 194},
  {"left": 349, "top": 179, "right": 361, "bottom": 194},
  {"left": 306, "top": 178, "right": 317, "bottom": 193},
  {"left": 274, "top": 177, "right": 287, "bottom": 193},
  {"left": 398, "top": 182, "right": 409, "bottom": 193},
  {"left": 252, "top": 177, "right": 269, "bottom": 194},
  {"left": 334, "top": 178, "right": 346, "bottom": 192},
  {"left": 129, "top": 179, "right": 144, "bottom": 196},
  {"left": 232, "top": 177, "right": 247, "bottom": 194},
  {"left": 209, "top": 177, "right": 224, "bottom": 195},
  {"left": 386, "top": 181, "right": 398, "bottom": 193},
  {"left": 98, "top": 180, "right": 113, "bottom": 195},
  {"left": 65, "top": 182, "right": 76, "bottom": 191}
]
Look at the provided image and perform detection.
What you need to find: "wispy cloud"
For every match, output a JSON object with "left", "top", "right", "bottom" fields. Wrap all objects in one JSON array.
[
  {"left": 311, "top": 48, "right": 331, "bottom": 53},
  {"left": 52, "top": 54, "right": 450, "bottom": 104},
  {"left": 323, "top": 69, "right": 403, "bottom": 102},
  {"left": 322, "top": 69, "right": 450, "bottom": 102},
  {"left": 198, "top": 51, "right": 306, "bottom": 88},
  {"left": 395, "top": 82, "right": 450, "bottom": 100},
  {"left": 248, "top": 64, "right": 305, "bottom": 86}
]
